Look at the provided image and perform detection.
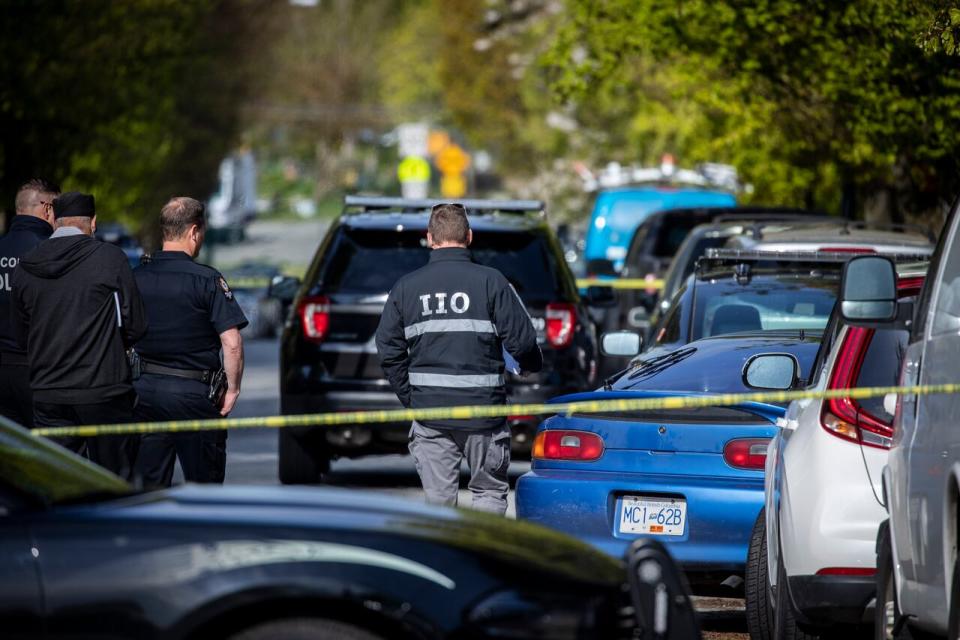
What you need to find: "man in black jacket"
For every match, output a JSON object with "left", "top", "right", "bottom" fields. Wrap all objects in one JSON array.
[
  {"left": 376, "top": 203, "right": 542, "bottom": 514},
  {"left": 11, "top": 192, "right": 147, "bottom": 479},
  {"left": 0, "top": 178, "right": 58, "bottom": 427}
]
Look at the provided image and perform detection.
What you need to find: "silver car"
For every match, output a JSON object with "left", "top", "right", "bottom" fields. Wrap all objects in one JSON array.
[
  {"left": 835, "top": 203, "right": 960, "bottom": 638},
  {"left": 726, "top": 221, "right": 935, "bottom": 256}
]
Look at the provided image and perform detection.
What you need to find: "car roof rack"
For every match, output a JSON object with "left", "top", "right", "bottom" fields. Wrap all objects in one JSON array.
[
  {"left": 712, "top": 213, "right": 836, "bottom": 224},
  {"left": 698, "top": 248, "right": 932, "bottom": 271},
  {"left": 343, "top": 196, "right": 545, "bottom": 216}
]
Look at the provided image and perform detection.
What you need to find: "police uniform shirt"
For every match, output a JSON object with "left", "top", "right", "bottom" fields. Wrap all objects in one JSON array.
[
  {"left": 0, "top": 216, "right": 52, "bottom": 354},
  {"left": 133, "top": 251, "right": 248, "bottom": 371}
]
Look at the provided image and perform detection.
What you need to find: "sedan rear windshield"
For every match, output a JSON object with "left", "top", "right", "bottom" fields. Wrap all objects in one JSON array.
[
  {"left": 691, "top": 273, "right": 838, "bottom": 341},
  {"left": 320, "top": 227, "right": 563, "bottom": 298}
]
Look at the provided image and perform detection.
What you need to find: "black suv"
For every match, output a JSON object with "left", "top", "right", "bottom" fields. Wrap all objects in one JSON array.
[{"left": 279, "top": 197, "right": 607, "bottom": 483}]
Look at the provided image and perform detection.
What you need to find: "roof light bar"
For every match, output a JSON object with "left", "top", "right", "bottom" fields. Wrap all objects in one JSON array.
[{"left": 343, "top": 196, "right": 544, "bottom": 215}]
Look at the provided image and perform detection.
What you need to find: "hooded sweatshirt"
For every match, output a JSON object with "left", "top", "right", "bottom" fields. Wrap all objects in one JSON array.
[{"left": 11, "top": 232, "right": 147, "bottom": 403}]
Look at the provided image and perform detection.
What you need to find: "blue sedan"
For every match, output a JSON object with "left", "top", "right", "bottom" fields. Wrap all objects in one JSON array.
[{"left": 516, "top": 331, "right": 821, "bottom": 593}]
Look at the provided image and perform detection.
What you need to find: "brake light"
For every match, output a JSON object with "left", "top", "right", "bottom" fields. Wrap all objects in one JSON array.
[
  {"left": 545, "top": 302, "right": 576, "bottom": 348},
  {"left": 723, "top": 438, "right": 769, "bottom": 469},
  {"left": 298, "top": 295, "right": 330, "bottom": 343},
  {"left": 533, "top": 430, "right": 604, "bottom": 461},
  {"left": 821, "top": 327, "right": 893, "bottom": 449},
  {"left": 816, "top": 567, "right": 876, "bottom": 576}
]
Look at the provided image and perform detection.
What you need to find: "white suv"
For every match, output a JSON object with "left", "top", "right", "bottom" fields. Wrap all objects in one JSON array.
[{"left": 744, "top": 268, "right": 925, "bottom": 639}]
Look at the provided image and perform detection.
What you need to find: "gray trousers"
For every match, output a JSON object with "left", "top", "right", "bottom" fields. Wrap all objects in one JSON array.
[{"left": 408, "top": 421, "right": 511, "bottom": 515}]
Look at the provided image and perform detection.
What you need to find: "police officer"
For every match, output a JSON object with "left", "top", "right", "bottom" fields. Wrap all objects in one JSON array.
[
  {"left": 0, "top": 179, "right": 58, "bottom": 427},
  {"left": 132, "top": 197, "right": 247, "bottom": 488},
  {"left": 375, "top": 203, "right": 542, "bottom": 514}
]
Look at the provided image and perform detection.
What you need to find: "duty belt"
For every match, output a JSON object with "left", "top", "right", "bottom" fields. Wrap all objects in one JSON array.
[{"left": 141, "top": 361, "right": 213, "bottom": 383}]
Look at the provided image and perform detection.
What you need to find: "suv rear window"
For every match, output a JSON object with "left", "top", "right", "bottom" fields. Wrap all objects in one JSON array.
[
  {"left": 855, "top": 328, "right": 908, "bottom": 421},
  {"left": 321, "top": 226, "right": 563, "bottom": 299}
]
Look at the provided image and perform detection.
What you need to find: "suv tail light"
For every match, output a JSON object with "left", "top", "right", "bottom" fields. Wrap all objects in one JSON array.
[
  {"left": 533, "top": 430, "right": 604, "bottom": 461},
  {"left": 821, "top": 327, "right": 893, "bottom": 449},
  {"left": 298, "top": 295, "right": 330, "bottom": 343},
  {"left": 545, "top": 302, "right": 576, "bottom": 348},
  {"left": 723, "top": 438, "right": 769, "bottom": 469}
]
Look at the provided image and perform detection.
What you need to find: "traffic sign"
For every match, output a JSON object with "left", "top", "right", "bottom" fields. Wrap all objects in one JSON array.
[
  {"left": 440, "top": 173, "right": 467, "bottom": 198},
  {"left": 436, "top": 144, "right": 471, "bottom": 175},
  {"left": 397, "top": 155, "right": 431, "bottom": 183}
]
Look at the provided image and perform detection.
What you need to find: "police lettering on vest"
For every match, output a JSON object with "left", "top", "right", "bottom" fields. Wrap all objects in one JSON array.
[{"left": 419, "top": 292, "right": 470, "bottom": 316}]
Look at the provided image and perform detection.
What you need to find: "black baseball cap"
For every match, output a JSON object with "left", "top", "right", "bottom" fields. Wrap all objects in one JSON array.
[{"left": 53, "top": 192, "right": 95, "bottom": 219}]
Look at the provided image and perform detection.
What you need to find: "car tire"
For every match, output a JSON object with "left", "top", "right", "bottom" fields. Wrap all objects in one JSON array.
[
  {"left": 278, "top": 429, "right": 329, "bottom": 484},
  {"left": 230, "top": 617, "right": 383, "bottom": 640},
  {"left": 746, "top": 508, "right": 775, "bottom": 640},
  {"left": 948, "top": 553, "right": 960, "bottom": 640},
  {"left": 775, "top": 541, "right": 819, "bottom": 640}
]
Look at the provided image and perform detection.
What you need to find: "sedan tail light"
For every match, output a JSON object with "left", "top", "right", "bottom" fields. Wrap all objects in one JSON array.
[
  {"left": 545, "top": 302, "right": 576, "bottom": 348},
  {"left": 723, "top": 438, "right": 769, "bottom": 470},
  {"left": 298, "top": 295, "right": 330, "bottom": 343},
  {"left": 533, "top": 430, "right": 604, "bottom": 461}
]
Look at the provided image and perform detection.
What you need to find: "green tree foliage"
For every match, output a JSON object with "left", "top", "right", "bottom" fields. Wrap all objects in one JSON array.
[
  {"left": 0, "top": 0, "right": 276, "bottom": 232},
  {"left": 545, "top": 0, "right": 960, "bottom": 220}
]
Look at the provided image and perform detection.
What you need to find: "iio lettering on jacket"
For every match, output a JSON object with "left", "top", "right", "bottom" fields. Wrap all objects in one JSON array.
[
  {"left": 419, "top": 292, "right": 470, "bottom": 316},
  {"left": 0, "top": 256, "right": 19, "bottom": 291}
]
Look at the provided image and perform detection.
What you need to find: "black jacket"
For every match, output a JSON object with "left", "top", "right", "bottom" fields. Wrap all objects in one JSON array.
[
  {"left": 11, "top": 233, "right": 148, "bottom": 403},
  {"left": 375, "top": 247, "right": 542, "bottom": 430},
  {"left": 0, "top": 216, "right": 52, "bottom": 354}
]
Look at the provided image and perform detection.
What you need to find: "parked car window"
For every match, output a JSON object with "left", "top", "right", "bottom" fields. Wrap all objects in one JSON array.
[
  {"left": 322, "top": 228, "right": 430, "bottom": 294},
  {"left": 321, "top": 227, "right": 561, "bottom": 299},
  {"left": 856, "top": 328, "right": 909, "bottom": 420},
  {"left": 471, "top": 231, "right": 561, "bottom": 299},
  {"left": 932, "top": 239, "right": 960, "bottom": 336},
  {"left": 694, "top": 277, "right": 837, "bottom": 339}
]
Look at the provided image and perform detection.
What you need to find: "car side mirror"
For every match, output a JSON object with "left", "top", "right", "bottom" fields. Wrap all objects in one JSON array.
[
  {"left": 742, "top": 353, "right": 799, "bottom": 391},
  {"left": 840, "top": 256, "right": 897, "bottom": 323},
  {"left": 625, "top": 539, "right": 701, "bottom": 639},
  {"left": 268, "top": 275, "right": 301, "bottom": 303},
  {"left": 584, "top": 285, "right": 617, "bottom": 308},
  {"left": 601, "top": 331, "right": 643, "bottom": 357}
]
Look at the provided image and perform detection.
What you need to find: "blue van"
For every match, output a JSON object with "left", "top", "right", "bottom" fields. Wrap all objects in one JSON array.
[{"left": 584, "top": 187, "right": 736, "bottom": 271}]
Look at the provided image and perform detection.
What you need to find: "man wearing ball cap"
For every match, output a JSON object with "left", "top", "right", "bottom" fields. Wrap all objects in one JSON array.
[{"left": 11, "top": 191, "right": 147, "bottom": 479}]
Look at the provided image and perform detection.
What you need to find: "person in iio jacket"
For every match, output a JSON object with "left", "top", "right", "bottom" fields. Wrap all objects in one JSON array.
[
  {"left": 376, "top": 203, "right": 542, "bottom": 515},
  {"left": 11, "top": 192, "right": 147, "bottom": 479},
  {"left": 0, "top": 178, "right": 59, "bottom": 427}
]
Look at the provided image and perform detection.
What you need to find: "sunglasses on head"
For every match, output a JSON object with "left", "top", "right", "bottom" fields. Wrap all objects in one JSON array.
[{"left": 431, "top": 203, "right": 466, "bottom": 213}]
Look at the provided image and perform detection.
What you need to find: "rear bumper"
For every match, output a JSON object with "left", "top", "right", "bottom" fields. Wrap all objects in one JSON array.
[
  {"left": 787, "top": 574, "right": 875, "bottom": 627},
  {"left": 516, "top": 467, "right": 763, "bottom": 574},
  {"left": 280, "top": 383, "right": 562, "bottom": 457}
]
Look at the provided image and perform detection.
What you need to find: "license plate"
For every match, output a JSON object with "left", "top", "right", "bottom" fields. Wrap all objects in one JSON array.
[{"left": 618, "top": 496, "right": 686, "bottom": 536}]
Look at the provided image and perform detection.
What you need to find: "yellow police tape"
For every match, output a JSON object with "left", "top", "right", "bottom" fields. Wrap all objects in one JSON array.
[
  {"left": 576, "top": 278, "right": 665, "bottom": 290},
  {"left": 30, "top": 383, "right": 960, "bottom": 439}
]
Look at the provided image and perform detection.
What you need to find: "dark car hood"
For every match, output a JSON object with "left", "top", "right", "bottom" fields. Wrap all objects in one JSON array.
[
  {"left": 608, "top": 330, "right": 822, "bottom": 396},
  {"left": 59, "top": 484, "right": 624, "bottom": 586}
]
